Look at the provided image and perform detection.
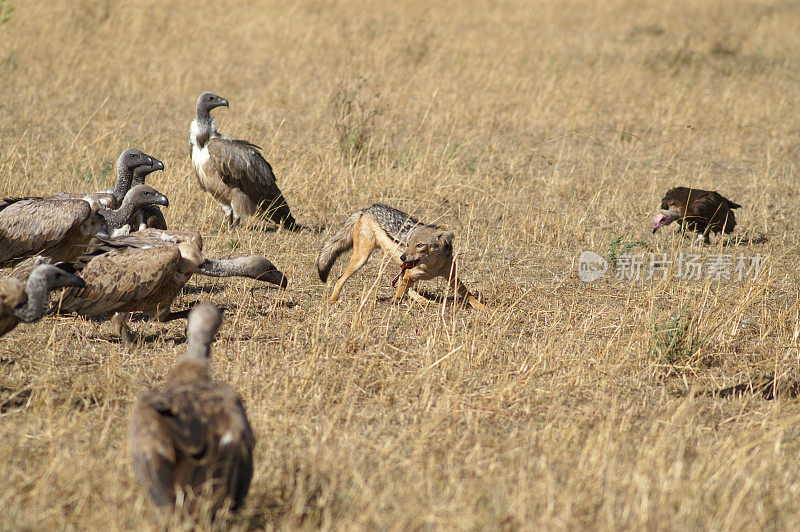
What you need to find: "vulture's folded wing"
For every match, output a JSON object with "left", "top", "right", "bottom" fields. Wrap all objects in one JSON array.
[
  {"left": 0, "top": 198, "right": 92, "bottom": 267},
  {"left": 206, "top": 137, "right": 287, "bottom": 207},
  {"left": 55, "top": 246, "right": 183, "bottom": 316}
]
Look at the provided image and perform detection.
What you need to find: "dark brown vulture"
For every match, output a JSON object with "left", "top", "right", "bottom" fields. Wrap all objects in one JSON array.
[
  {"left": 652, "top": 187, "right": 741, "bottom": 244},
  {"left": 54, "top": 228, "right": 288, "bottom": 343},
  {"left": 189, "top": 91, "right": 300, "bottom": 230},
  {"left": 129, "top": 302, "right": 255, "bottom": 513},
  {"left": 0, "top": 264, "right": 84, "bottom": 338},
  {"left": 0, "top": 185, "right": 169, "bottom": 269}
]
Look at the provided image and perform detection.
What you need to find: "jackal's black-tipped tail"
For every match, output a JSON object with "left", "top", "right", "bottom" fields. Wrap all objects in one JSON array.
[{"left": 316, "top": 210, "right": 364, "bottom": 282}]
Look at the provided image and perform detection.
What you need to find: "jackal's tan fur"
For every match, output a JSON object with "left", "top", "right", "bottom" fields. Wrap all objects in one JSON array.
[{"left": 317, "top": 204, "right": 482, "bottom": 308}]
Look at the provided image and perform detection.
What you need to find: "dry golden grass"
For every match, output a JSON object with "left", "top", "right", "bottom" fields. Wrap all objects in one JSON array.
[{"left": 2, "top": 0, "right": 800, "bottom": 529}]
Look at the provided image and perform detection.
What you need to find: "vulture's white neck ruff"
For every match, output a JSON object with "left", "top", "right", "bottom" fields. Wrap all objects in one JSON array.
[{"left": 190, "top": 117, "right": 219, "bottom": 148}]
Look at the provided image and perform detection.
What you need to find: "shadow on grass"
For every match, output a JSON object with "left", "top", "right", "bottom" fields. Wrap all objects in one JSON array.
[{"left": 704, "top": 373, "right": 800, "bottom": 400}]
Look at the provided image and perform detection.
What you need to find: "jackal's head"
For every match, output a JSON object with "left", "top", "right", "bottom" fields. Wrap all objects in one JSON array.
[{"left": 399, "top": 227, "right": 454, "bottom": 275}]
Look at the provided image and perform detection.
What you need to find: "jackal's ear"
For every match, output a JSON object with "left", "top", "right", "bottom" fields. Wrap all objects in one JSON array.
[{"left": 438, "top": 231, "right": 454, "bottom": 254}]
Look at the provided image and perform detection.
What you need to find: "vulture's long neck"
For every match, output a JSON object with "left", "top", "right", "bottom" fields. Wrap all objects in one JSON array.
[
  {"left": 99, "top": 200, "right": 140, "bottom": 228},
  {"left": 186, "top": 341, "right": 212, "bottom": 362},
  {"left": 13, "top": 277, "right": 50, "bottom": 323},
  {"left": 131, "top": 169, "right": 149, "bottom": 187},
  {"left": 186, "top": 324, "right": 215, "bottom": 362},
  {"left": 196, "top": 258, "right": 248, "bottom": 278},
  {"left": 110, "top": 162, "right": 134, "bottom": 206},
  {"left": 193, "top": 107, "right": 217, "bottom": 148}
]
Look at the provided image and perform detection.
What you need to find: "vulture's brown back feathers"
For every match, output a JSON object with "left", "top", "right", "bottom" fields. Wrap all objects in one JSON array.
[
  {"left": 0, "top": 198, "right": 96, "bottom": 267},
  {"left": 205, "top": 137, "right": 296, "bottom": 226},
  {"left": 56, "top": 245, "right": 185, "bottom": 317}
]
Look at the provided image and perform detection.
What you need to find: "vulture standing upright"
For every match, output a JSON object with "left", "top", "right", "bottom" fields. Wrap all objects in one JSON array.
[
  {"left": 189, "top": 91, "right": 300, "bottom": 230},
  {"left": 0, "top": 264, "right": 84, "bottom": 338},
  {"left": 0, "top": 185, "right": 169, "bottom": 268},
  {"left": 129, "top": 302, "right": 255, "bottom": 513},
  {"left": 652, "top": 187, "right": 741, "bottom": 244},
  {"left": 55, "top": 228, "right": 288, "bottom": 343}
]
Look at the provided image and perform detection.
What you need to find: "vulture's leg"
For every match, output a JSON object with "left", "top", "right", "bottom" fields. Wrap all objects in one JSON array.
[
  {"left": 230, "top": 188, "right": 253, "bottom": 229},
  {"left": 111, "top": 312, "right": 135, "bottom": 345},
  {"left": 220, "top": 204, "right": 236, "bottom": 229}
]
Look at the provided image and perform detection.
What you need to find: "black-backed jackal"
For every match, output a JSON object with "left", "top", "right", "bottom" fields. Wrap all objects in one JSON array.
[{"left": 316, "top": 204, "right": 483, "bottom": 308}]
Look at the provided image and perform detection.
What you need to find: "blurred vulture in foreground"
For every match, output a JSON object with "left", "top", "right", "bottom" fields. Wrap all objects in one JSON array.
[
  {"left": 129, "top": 302, "right": 254, "bottom": 513},
  {"left": 54, "top": 229, "right": 288, "bottom": 343},
  {"left": 0, "top": 264, "right": 84, "bottom": 338},
  {"left": 189, "top": 91, "right": 301, "bottom": 230},
  {"left": 652, "top": 187, "right": 741, "bottom": 244},
  {"left": 0, "top": 185, "right": 169, "bottom": 269}
]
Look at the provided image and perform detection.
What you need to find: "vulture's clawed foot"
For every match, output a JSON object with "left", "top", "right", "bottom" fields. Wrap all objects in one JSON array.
[{"left": 111, "top": 312, "right": 136, "bottom": 346}]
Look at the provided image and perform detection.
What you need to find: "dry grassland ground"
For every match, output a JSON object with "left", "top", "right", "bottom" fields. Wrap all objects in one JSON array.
[{"left": 2, "top": 0, "right": 800, "bottom": 529}]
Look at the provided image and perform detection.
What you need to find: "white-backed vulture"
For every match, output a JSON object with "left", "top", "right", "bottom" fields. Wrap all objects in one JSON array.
[
  {"left": 0, "top": 264, "right": 84, "bottom": 338},
  {"left": 129, "top": 156, "right": 168, "bottom": 231},
  {"left": 53, "top": 149, "right": 160, "bottom": 211},
  {"left": 108, "top": 155, "right": 168, "bottom": 236},
  {"left": 653, "top": 187, "right": 741, "bottom": 244},
  {"left": 0, "top": 185, "right": 169, "bottom": 269},
  {"left": 129, "top": 302, "right": 254, "bottom": 513},
  {"left": 190, "top": 91, "right": 300, "bottom": 230},
  {"left": 55, "top": 228, "right": 288, "bottom": 343}
]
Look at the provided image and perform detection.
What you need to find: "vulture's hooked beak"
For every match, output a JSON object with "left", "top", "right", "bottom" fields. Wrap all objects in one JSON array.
[
  {"left": 68, "top": 275, "right": 87, "bottom": 289},
  {"left": 151, "top": 158, "right": 165, "bottom": 171},
  {"left": 257, "top": 269, "right": 288, "bottom": 289},
  {"left": 652, "top": 213, "right": 673, "bottom": 233},
  {"left": 155, "top": 193, "right": 170, "bottom": 208},
  {"left": 219, "top": 98, "right": 229, "bottom": 108}
]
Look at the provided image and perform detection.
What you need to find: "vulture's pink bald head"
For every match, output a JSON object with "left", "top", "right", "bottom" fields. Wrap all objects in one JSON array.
[{"left": 652, "top": 212, "right": 674, "bottom": 233}]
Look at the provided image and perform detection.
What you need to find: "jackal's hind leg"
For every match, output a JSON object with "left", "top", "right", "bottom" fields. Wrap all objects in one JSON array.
[
  {"left": 452, "top": 276, "right": 484, "bottom": 309},
  {"left": 329, "top": 246, "right": 373, "bottom": 304}
]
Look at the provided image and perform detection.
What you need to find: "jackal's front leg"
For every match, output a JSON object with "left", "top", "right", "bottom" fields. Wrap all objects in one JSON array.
[
  {"left": 391, "top": 273, "right": 412, "bottom": 303},
  {"left": 393, "top": 273, "right": 432, "bottom": 307},
  {"left": 452, "top": 276, "right": 484, "bottom": 309},
  {"left": 407, "top": 288, "right": 432, "bottom": 307}
]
